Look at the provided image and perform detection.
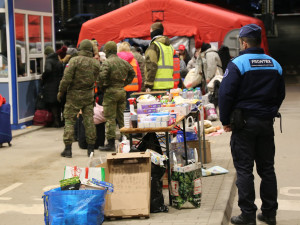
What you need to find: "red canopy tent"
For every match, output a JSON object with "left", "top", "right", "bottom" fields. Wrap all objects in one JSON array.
[{"left": 78, "top": 0, "right": 269, "bottom": 54}]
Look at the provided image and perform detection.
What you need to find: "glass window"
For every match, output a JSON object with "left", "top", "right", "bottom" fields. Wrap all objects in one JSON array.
[
  {"left": 43, "top": 16, "right": 52, "bottom": 48},
  {"left": 30, "top": 58, "right": 43, "bottom": 75},
  {"left": 15, "top": 13, "right": 27, "bottom": 77},
  {"left": 0, "top": 13, "right": 7, "bottom": 78},
  {"left": 28, "top": 15, "right": 42, "bottom": 54},
  {"left": 0, "top": 0, "right": 4, "bottom": 8}
]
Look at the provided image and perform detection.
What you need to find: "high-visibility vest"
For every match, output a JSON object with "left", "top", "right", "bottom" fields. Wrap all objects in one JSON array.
[
  {"left": 124, "top": 57, "right": 139, "bottom": 92},
  {"left": 173, "top": 56, "right": 180, "bottom": 88},
  {"left": 153, "top": 41, "right": 174, "bottom": 90}
]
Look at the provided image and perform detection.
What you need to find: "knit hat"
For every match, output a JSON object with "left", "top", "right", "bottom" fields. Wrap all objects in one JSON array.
[
  {"left": 201, "top": 42, "right": 211, "bottom": 52},
  {"left": 239, "top": 24, "right": 261, "bottom": 39},
  {"left": 78, "top": 39, "right": 93, "bottom": 52},
  {"left": 44, "top": 46, "right": 54, "bottom": 56},
  {"left": 56, "top": 46, "right": 67, "bottom": 58},
  {"left": 104, "top": 41, "right": 117, "bottom": 56},
  {"left": 151, "top": 22, "right": 164, "bottom": 32}
]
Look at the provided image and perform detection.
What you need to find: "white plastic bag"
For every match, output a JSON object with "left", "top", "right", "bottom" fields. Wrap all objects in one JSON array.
[
  {"left": 184, "top": 68, "right": 202, "bottom": 89},
  {"left": 205, "top": 103, "right": 218, "bottom": 121},
  {"left": 93, "top": 103, "right": 106, "bottom": 124}
]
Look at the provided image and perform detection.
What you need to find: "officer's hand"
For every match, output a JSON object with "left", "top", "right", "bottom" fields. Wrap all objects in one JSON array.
[
  {"left": 57, "top": 92, "right": 62, "bottom": 103},
  {"left": 223, "top": 125, "right": 232, "bottom": 132}
]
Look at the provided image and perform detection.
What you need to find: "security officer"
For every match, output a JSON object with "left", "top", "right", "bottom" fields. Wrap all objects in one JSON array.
[
  {"left": 98, "top": 41, "right": 135, "bottom": 151},
  {"left": 144, "top": 22, "right": 174, "bottom": 91},
  {"left": 58, "top": 39, "right": 101, "bottom": 158},
  {"left": 219, "top": 24, "right": 285, "bottom": 225}
]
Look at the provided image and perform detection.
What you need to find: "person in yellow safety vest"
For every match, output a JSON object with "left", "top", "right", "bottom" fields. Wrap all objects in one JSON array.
[
  {"left": 117, "top": 42, "right": 142, "bottom": 92},
  {"left": 144, "top": 22, "right": 174, "bottom": 91},
  {"left": 173, "top": 50, "right": 181, "bottom": 88}
]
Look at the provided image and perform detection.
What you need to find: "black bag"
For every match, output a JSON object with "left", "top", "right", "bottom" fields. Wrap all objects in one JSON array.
[
  {"left": 230, "top": 108, "right": 246, "bottom": 131},
  {"left": 137, "top": 132, "right": 162, "bottom": 154},
  {"left": 77, "top": 115, "right": 105, "bottom": 149},
  {"left": 217, "top": 45, "right": 231, "bottom": 72},
  {"left": 150, "top": 163, "right": 168, "bottom": 213}
]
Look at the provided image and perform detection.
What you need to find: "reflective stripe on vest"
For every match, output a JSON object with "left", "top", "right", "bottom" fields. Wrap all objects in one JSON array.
[
  {"left": 124, "top": 58, "right": 139, "bottom": 91},
  {"left": 173, "top": 57, "right": 180, "bottom": 88},
  {"left": 153, "top": 41, "right": 174, "bottom": 90}
]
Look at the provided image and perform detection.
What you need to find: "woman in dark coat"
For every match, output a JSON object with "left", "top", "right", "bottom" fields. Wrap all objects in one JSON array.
[{"left": 42, "top": 46, "right": 64, "bottom": 127}]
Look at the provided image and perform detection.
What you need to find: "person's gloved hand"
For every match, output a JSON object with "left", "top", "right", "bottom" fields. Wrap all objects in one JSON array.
[{"left": 57, "top": 92, "right": 63, "bottom": 102}]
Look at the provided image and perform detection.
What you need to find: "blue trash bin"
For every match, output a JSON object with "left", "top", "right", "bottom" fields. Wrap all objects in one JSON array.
[{"left": 43, "top": 188, "right": 107, "bottom": 225}]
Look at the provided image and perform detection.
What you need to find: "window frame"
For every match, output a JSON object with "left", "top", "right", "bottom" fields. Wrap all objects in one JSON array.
[{"left": 14, "top": 9, "right": 54, "bottom": 82}]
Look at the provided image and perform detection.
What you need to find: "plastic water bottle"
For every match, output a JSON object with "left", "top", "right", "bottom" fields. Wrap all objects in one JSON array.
[
  {"left": 187, "top": 89, "right": 194, "bottom": 99},
  {"left": 196, "top": 87, "right": 202, "bottom": 100},
  {"left": 182, "top": 89, "right": 187, "bottom": 99}
]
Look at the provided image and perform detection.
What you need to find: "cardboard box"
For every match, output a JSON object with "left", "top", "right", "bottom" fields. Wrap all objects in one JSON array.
[
  {"left": 187, "top": 140, "right": 211, "bottom": 164},
  {"left": 104, "top": 152, "right": 151, "bottom": 218}
]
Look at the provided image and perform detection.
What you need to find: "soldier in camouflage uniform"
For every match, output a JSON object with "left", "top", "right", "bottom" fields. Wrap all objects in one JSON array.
[
  {"left": 57, "top": 39, "right": 101, "bottom": 158},
  {"left": 98, "top": 41, "right": 135, "bottom": 151}
]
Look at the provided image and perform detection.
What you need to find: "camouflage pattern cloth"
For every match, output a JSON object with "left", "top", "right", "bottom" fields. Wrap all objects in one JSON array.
[
  {"left": 99, "top": 41, "right": 135, "bottom": 139},
  {"left": 144, "top": 36, "right": 172, "bottom": 89},
  {"left": 59, "top": 39, "right": 101, "bottom": 145},
  {"left": 132, "top": 50, "right": 145, "bottom": 91}
]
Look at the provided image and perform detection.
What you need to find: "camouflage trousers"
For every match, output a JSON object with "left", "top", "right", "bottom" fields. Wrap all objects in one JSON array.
[
  {"left": 63, "top": 100, "right": 96, "bottom": 145},
  {"left": 103, "top": 88, "right": 126, "bottom": 140}
]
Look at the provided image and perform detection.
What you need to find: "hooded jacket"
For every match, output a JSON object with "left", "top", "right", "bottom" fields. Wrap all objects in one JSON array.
[
  {"left": 117, "top": 51, "right": 142, "bottom": 92},
  {"left": 144, "top": 35, "right": 173, "bottom": 89},
  {"left": 202, "top": 47, "right": 223, "bottom": 81},
  {"left": 42, "top": 53, "right": 64, "bottom": 103}
]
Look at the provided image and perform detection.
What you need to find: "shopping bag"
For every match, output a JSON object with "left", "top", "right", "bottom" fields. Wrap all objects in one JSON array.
[
  {"left": 183, "top": 68, "right": 202, "bottom": 89},
  {"left": 43, "top": 188, "right": 106, "bottom": 225},
  {"left": 171, "top": 162, "right": 202, "bottom": 209},
  {"left": 63, "top": 166, "right": 105, "bottom": 181},
  {"left": 93, "top": 103, "right": 106, "bottom": 124}
]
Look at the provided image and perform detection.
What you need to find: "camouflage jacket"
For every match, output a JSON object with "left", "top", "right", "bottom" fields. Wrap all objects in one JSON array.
[
  {"left": 59, "top": 50, "right": 100, "bottom": 103},
  {"left": 144, "top": 35, "right": 172, "bottom": 89},
  {"left": 98, "top": 54, "right": 135, "bottom": 91}
]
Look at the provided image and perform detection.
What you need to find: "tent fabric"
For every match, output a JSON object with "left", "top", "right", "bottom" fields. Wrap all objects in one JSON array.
[{"left": 78, "top": 0, "right": 269, "bottom": 54}]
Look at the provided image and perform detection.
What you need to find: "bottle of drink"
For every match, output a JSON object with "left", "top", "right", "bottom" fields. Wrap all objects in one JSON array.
[
  {"left": 187, "top": 89, "right": 194, "bottom": 99},
  {"left": 182, "top": 89, "right": 187, "bottom": 99},
  {"left": 196, "top": 87, "right": 202, "bottom": 100},
  {"left": 123, "top": 109, "right": 131, "bottom": 128}
]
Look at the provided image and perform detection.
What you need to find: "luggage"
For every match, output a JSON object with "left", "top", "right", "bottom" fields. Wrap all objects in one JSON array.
[
  {"left": 77, "top": 114, "right": 105, "bottom": 149},
  {"left": 0, "top": 103, "right": 12, "bottom": 147},
  {"left": 33, "top": 109, "right": 53, "bottom": 126}
]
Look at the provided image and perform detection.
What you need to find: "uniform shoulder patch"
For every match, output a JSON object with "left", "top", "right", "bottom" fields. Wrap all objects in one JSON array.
[
  {"left": 249, "top": 59, "right": 274, "bottom": 67},
  {"left": 223, "top": 68, "right": 229, "bottom": 78},
  {"left": 65, "top": 64, "right": 69, "bottom": 68}
]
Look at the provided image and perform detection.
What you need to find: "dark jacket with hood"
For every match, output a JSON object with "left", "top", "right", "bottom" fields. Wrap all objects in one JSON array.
[{"left": 42, "top": 53, "right": 64, "bottom": 103}]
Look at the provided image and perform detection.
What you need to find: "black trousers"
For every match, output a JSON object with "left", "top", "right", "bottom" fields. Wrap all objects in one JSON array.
[{"left": 231, "top": 117, "right": 278, "bottom": 219}]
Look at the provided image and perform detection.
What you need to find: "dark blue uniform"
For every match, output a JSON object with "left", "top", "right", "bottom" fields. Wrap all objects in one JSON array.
[{"left": 219, "top": 47, "right": 285, "bottom": 219}]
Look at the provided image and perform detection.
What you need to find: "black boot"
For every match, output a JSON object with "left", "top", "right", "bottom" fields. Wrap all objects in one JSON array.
[
  {"left": 231, "top": 214, "right": 256, "bottom": 225},
  {"left": 61, "top": 145, "right": 72, "bottom": 158},
  {"left": 257, "top": 213, "right": 276, "bottom": 225},
  {"left": 87, "top": 144, "right": 94, "bottom": 157},
  {"left": 98, "top": 139, "right": 115, "bottom": 151}
]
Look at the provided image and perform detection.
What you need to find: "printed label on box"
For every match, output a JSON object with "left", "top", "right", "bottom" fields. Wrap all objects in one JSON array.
[
  {"left": 171, "top": 181, "right": 179, "bottom": 196},
  {"left": 194, "top": 178, "right": 202, "bottom": 195}
]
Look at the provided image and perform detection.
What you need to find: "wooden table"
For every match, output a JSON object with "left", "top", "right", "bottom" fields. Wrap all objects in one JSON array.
[{"left": 120, "top": 115, "right": 188, "bottom": 206}]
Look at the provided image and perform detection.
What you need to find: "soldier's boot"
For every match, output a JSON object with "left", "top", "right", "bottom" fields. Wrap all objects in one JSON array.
[
  {"left": 99, "top": 139, "right": 115, "bottom": 151},
  {"left": 87, "top": 144, "right": 94, "bottom": 157},
  {"left": 61, "top": 144, "right": 72, "bottom": 158}
]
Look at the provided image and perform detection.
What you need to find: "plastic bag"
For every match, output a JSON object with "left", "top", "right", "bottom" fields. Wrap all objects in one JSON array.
[
  {"left": 43, "top": 188, "right": 106, "bottom": 225},
  {"left": 183, "top": 68, "right": 202, "bottom": 89},
  {"left": 176, "top": 130, "right": 198, "bottom": 142},
  {"left": 93, "top": 103, "right": 106, "bottom": 124},
  {"left": 205, "top": 103, "right": 218, "bottom": 121},
  {"left": 171, "top": 163, "right": 202, "bottom": 209}
]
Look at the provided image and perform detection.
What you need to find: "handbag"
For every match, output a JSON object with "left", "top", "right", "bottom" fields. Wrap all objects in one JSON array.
[
  {"left": 183, "top": 68, "right": 202, "bottom": 89},
  {"left": 33, "top": 109, "right": 53, "bottom": 126}
]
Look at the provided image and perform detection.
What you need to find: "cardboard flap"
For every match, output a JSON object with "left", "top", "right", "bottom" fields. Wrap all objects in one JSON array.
[{"left": 106, "top": 152, "right": 150, "bottom": 160}]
